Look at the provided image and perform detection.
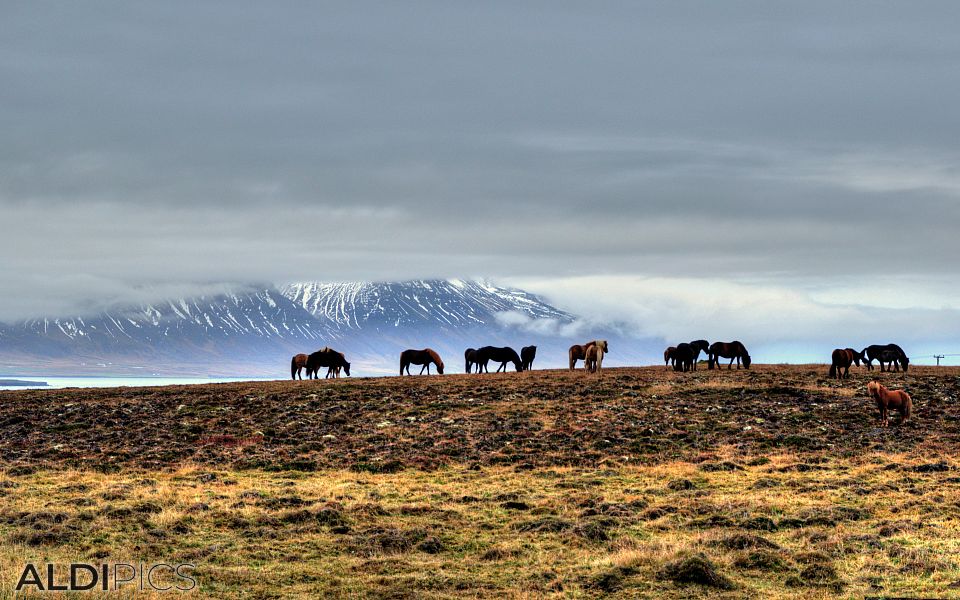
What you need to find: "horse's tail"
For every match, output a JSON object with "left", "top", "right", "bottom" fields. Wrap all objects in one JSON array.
[
  {"left": 400, "top": 354, "right": 406, "bottom": 376},
  {"left": 828, "top": 364, "right": 836, "bottom": 378},
  {"left": 291, "top": 356, "right": 298, "bottom": 380},
  {"left": 569, "top": 347, "right": 575, "bottom": 370},
  {"left": 903, "top": 392, "right": 913, "bottom": 421}
]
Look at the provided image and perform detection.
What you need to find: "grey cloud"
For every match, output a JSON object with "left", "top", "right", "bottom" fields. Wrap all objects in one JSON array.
[{"left": 1, "top": 2, "right": 959, "bottom": 322}]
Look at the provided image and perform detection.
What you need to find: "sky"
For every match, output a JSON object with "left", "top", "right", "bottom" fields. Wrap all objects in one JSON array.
[{"left": 2, "top": 2, "right": 959, "bottom": 361}]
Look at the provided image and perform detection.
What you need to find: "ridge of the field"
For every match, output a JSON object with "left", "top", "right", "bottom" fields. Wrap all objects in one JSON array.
[{"left": 1, "top": 365, "right": 957, "bottom": 473}]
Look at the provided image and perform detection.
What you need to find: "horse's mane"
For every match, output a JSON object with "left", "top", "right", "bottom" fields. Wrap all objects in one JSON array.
[{"left": 426, "top": 348, "right": 443, "bottom": 368}]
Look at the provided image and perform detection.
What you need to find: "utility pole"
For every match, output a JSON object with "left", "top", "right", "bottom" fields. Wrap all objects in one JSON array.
[{"left": 935, "top": 354, "right": 945, "bottom": 366}]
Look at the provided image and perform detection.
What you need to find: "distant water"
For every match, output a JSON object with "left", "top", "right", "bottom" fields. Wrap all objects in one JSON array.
[{"left": 0, "top": 376, "right": 273, "bottom": 392}]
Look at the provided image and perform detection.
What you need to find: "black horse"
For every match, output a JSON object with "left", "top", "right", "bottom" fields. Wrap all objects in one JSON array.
[
  {"left": 862, "top": 344, "right": 909, "bottom": 372},
  {"left": 708, "top": 341, "right": 751, "bottom": 370},
  {"left": 673, "top": 343, "right": 696, "bottom": 372},
  {"left": 520, "top": 345, "right": 537, "bottom": 371},
  {"left": 464, "top": 348, "right": 478, "bottom": 373},
  {"left": 306, "top": 348, "right": 351, "bottom": 379},
  {"left": 475, "top": 346, "right": 523, "bottom": 373},
  {"left": 688, "top": 339, "right": 710, "bottom": 371}
]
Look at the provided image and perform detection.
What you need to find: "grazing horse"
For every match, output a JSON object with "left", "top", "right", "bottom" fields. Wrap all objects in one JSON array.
[
  {"left": 583, "top": 340, "right": 609, "bottom": 373},
  {"left": 862, "top": 344, "right": 910, "bottom": 372},
  {"left": 829, "top": 348, "right": 863, "bottom": 380},
  {"left": 306, "top": 348, "right": 351, "bottom": 379},
  {"left": 465, "top": 348, "right": 478, "bottom": 373},
  {"left": 860, "top": 344, "right": 910, "bottom": 371},
  {"left": 400, "top": 348, "right": 444, "bottom": 375},
  {"left": 569, "top": 341, "right": 597, "bottom": 370},
  {"left": 688, "top": 340, "right": 710, "bottom": 371},
  {"left": 708, "top": 341, "right": 751, "bottom": 370},
  {"left": 475, "top": 346, "right": 523, "bottom": 373},
  {"left": 664, "top": 346, "right": 677, "bottom": 370},
  {"left": 520, "top": 345, "right": 537, "bottom": 371},
  {"left": 291, "top": 353, "right": 309, "bottom": 380},
  {"left": 867, "top": 381, "right": 912, "bottom": 427}
]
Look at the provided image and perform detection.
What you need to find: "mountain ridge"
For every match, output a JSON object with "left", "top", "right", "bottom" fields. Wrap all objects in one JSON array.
[{"left": 0, "top": 279, "right": 653, "bottom": 377}]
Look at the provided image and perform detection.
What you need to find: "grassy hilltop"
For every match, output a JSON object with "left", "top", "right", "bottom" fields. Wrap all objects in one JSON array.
[{"left": 1, "top": 365, "right": 959, "bottom": 598}]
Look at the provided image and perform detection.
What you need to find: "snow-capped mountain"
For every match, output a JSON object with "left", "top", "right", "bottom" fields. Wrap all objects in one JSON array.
[
  {"left": 0, "top": 289, "right": 337, "bottom": 376},
  {"left": 281, "top": 279, "right": 572, "bottom": 331},
  {"left": 0, "top": 279, "right": 625, "bottom": 376}
]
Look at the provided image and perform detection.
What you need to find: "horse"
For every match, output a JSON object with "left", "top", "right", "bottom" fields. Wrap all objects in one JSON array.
[
  {"left": 708, "top": 341, "right": 751, "bottom": 370},
  {"left": 475, "top": 346, "right": 523, "bottom": 373},
  {"left": 520, "top": 345, "right": 537, "bottom": 371},
  {"left": 569, "top": 341, "right": 597, "bottom": 370},
  {"left": 291, "top": 353, "right": 309, "bottom": 380},
  {"left": 306, "top": 348, "right": 351, "bottom": 379},
  {"left": 673, "top": 343, "right": 695, "bottom": 372},
  {"left": 862, "top": 344, "right": 909, "bottom": 372},
  {"left": 400, "top": 349, "right": 444, "bottom": 375},
  {"left": 867, "top": 381, "right": 912, "bottom": 427},
  {"left": 829, "top": 348, "right": 863, "bottom": 380},
  {"left": 583, "top": 340, "right": 609, "bottom": 373},
  {"left": 688, "top": 340, "right": 710, "bottom": 370},
  {"left": 464, "top": 348, "right": 478, "bottom": 373},
  {"left": 664, "top": 346, "right": 677, "bottom": 370}
]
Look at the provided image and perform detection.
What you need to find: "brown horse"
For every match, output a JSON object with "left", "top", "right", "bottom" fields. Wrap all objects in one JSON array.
[
  {"left": 664, "top": 346, "right": 677, "bottom": 370},
  {"left": 584, "top": 340, "right": 609, "bottom": 373},
  {"left": 708, "top": 341, "right": 751, "bottom": 370},
  {"left": 569, "top": 341, "right": 597, "bottom": 370},
  {"left": 400, "top": 348, "right": 444, "bottom": 375},
  {"left": 291, "top": 353, "right": 309, "bottom": 380},
  {"left": 829, "top": 348, "right": 863, "bottom": 380},
  {"left": 867, "top": 381, "right": 912, "bottom": 427}
]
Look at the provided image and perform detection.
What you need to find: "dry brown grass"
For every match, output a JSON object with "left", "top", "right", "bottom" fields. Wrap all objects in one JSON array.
[{"left": 2, "top": 366, "right": 959, "bottom": 597}]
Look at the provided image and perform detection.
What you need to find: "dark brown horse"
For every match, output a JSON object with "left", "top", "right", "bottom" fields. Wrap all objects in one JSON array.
[
  {"left": 708, "top": 341, "right": 751, "bottom": 370},
  {"left": 476, "top": 346, "right": 523, "bottom": 373},
  {"left": 520, "top": 345, "right": 537, "bottom": 371},
  {"left": 291, "top": 353, "right": 309, "bottom": 380},
  {"left": 867, "top": 380, "right": 912, "bottom": 427},
  {"left": 569, "top": 341, "right": 597, "bottom": 370},
  {"left": 306, "top": 348, "right": 351, "bottom": 379},
  {"left": 664, "top": 346, "right": 677, "bottom": 370},
  {"left": 829, "top": 348, "right": 863, "bottom": 380},
  {"left": 465, "top": 348, "right": 478, "bottom": 373},
  {"left": 862, "top": 344, "right": 909, "bottom": 372},
  {"left": 400, "top": 348, "right": 444, "bottom": 375}
]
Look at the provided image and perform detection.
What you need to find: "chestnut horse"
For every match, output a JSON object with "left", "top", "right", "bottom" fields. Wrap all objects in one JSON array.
[
  {"left": 400, "top": 348, "right": 444, "bottom": 375},
  {"left": 520, "top": 345, "right": 537, "bottom": 371},
  {"left": 708, "top": 341, "right": 751, "bottom": 370},
  {"left": 867, "top": 381, "right": 912, "bottom": 426},
  {"left": 291, "top": 353, "right": 309, "bottom": 380},
  {"left": 584, "top": 340, "right": 609, "bottom": 373},
  {"left": 569, "top": 341, "right": 597, "bottom": 370},
  {"left": 465, "top": 348, "right": 478, "bottom": 373},
  {"left": 475, "top": 346, "right": 523, "bottom": 373},
  {"left": 829, "top": 348, "right": 863, "bottom": 380}
]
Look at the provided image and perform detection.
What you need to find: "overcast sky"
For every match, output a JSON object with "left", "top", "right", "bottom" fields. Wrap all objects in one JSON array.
[{"left": 2, "top": 2, "right": 959, "bottom": 359}]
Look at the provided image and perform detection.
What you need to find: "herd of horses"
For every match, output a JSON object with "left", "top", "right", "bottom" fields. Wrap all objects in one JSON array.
[
  {"left": 829, "top": 344, "right": 910, "bottom": 379},
  {"left": 290, "top": 339, "right": 916, "bottom": 426},
  {"left": 663, "top": 340, "right": 751, "bottom": 371},
  {"left": 293, "top": 340, "right": 913, "bottom": 380}
]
